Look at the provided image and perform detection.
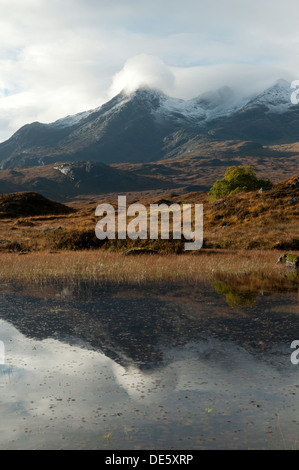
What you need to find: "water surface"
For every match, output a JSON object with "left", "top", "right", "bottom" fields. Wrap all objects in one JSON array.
[{"left": 0, "top": 278, "right": 298, "bottom": 450}]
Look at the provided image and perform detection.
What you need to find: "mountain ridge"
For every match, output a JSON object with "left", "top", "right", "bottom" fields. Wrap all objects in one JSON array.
[{"left": 0, "top": 79, "right": 298, "bottom": 170}]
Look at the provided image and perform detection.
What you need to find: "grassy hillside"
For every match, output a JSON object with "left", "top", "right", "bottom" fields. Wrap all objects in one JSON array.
[{"left": 0, "top": 175, "right": 297, "bottom": 253}]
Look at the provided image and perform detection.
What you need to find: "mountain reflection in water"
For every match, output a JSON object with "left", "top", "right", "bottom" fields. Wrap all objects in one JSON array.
[
  {"left": 0, "top": 277, "right": 297, "bottom": 450},
  {"left": 0, "top": 278, "right": 297, "bottom": 368}
]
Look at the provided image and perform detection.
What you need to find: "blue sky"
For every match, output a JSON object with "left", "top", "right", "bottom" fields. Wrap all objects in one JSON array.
[{"left": 0, "top": 0, "right": 298, "bottom": 141}]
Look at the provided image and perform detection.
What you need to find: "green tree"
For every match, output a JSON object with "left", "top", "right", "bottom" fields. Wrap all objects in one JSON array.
[{"left": 209, "top": 165, "right": 272, "bottom": 201}]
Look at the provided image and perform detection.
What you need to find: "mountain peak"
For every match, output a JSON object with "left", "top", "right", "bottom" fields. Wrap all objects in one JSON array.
[
  {"left": 123, "top": 86, "right": 168, "bottom": 106},
  {"left": 273, "top": 78, "right": 290, "bottom": 88},
  {"left": 245, "top": 78, "right": 292, "bottom": 112},
  {"left": 124, "top": 85, "right": 166, "bottom": 96}
]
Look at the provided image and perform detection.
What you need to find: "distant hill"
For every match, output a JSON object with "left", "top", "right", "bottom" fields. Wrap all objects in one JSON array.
[
  {"left": 0, "top": 192, "right": 75, "bottom": 218},
  {"left": 0, "top": 161, "right": 174, "bottom": 201}
]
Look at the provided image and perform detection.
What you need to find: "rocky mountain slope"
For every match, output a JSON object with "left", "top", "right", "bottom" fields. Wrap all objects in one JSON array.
[{"left": 0, "top": 79, "right": 298, "bottom": 170}]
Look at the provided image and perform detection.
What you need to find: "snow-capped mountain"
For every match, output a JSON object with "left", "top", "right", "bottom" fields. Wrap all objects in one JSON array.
[
  {"left": 207, "top": 79, "right": 299, "bottom": 142},
  {"left": 239, "top": 79, "right": 293, "bottom": 113},
  {"left": 0, "top": 79, "right": 298, "bottom": 170}
]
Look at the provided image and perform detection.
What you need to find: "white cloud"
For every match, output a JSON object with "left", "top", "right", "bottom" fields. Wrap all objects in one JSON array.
[
  {"left": 109, "top": 55, "right": 295, "bottom": 101},
  {"left": 0, "top": 0, "right": 299, "bottom": 141},
  {"left": 109, "top": 54, "right": 176, "bottom": 96}
]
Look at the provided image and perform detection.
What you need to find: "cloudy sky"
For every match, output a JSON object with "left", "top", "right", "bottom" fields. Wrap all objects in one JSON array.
[{"left": 0, "top": 0, "right": 299, "bottom": 142}]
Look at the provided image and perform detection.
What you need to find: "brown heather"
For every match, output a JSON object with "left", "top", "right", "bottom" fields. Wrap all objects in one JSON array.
[
  {"left": 0, "top": 175, "right": 297, "bottom": 286},
  {"left": 0, "top": 175, "right": 297, "bottom": 253}
]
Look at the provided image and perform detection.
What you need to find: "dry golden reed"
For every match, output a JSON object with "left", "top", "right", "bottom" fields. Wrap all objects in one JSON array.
[{"left": 0, "top": 249, "right": 295, "bottom": 284}]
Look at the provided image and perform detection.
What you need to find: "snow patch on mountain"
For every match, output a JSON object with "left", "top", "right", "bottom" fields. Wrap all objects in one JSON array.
[
  {"left": 244, "top": 79, "right": 292, "bottom": 113},
  {"left": 123, "top": 86, "right": 250, "bottom": 125},
  {"left": 153, "top": 94, "right": 206, "bottom": 122},
  {"left": 52, "top": 109, "right": 96, "bottom": 128}
]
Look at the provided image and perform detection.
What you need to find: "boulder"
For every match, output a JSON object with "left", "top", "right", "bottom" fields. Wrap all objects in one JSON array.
[{"left": 277, "top": 253, "right": 299, "bottom": 268}]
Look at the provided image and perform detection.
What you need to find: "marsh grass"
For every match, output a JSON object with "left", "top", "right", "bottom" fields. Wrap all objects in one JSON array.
[{"left": 0, "top": 249, "right": 297, "bottom": 287}]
